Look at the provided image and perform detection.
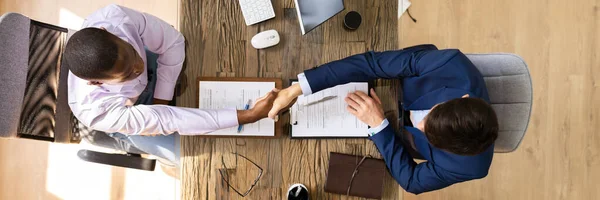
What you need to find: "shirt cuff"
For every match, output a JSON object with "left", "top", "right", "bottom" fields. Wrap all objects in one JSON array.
[
  {"left": 367, "top": 119, "right": 389, "bottom": 136},
  {"left": 297, "top": 73, "right": 313, "bottom": 95},
  {"left": 153, "top": 79, "right": 176, "bottom": 101},
  {"left": 218, "top": 108, "right": 240, "bottom": 128}
]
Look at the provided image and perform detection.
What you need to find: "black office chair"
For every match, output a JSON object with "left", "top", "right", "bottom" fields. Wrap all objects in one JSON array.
[{"left": 0, "top": 12, "right": 156, "bottom": 171}]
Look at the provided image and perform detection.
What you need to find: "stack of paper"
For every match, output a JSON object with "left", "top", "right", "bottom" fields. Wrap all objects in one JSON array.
[
  {"left": 199, "top": 81, "right": 275, "bottom": 136},
  {"left": 290, "top": 82, "right": 369, "bottom": 138}
]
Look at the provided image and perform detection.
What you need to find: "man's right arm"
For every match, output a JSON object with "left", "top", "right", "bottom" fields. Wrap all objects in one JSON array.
[
  {"left": 302, "top": 44, "right": 438, "bottom": 94},
  {"left": 73, "top": 90, "right": 277, "bottom": 136},
  {"left": 78, "top": 103, "right": 240, "bottom": 136},
  {"left": 268, "top": 44, "right": 440, "bottom": 118}
]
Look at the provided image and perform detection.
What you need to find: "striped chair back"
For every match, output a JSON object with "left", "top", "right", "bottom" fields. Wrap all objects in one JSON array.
[{"left": 0, "top": 13, "right": 79, "bottom": 143}]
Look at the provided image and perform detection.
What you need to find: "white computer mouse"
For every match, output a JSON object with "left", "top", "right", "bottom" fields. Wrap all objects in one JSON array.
[{"left": 251, "top": 29, "right": 280, "bottom": 49}]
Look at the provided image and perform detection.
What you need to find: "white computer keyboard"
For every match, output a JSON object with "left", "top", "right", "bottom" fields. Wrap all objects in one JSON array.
[{"left": 239, "top": 0, "right": 276, "bottom": 26}]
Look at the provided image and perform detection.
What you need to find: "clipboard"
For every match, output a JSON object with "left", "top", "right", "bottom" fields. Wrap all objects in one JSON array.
[
  {"left": 287, "top": 79, "right": 374, "bottom": 139},
  {"left": 196, "top": 77, "right": 283, "bottom": 138}
]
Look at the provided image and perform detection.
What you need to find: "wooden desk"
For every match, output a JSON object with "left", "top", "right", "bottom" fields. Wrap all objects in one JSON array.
[{"left": 178, "top": 0, "right": 399, "bottom": 199}]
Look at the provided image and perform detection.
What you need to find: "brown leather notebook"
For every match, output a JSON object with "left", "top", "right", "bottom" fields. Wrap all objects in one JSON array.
[{"left": 324, "top": 152, "right": 386, "bottom": 199}]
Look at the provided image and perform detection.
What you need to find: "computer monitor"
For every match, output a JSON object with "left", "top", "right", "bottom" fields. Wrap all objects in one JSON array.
[{"left": 294, "top": 0, "right": 344, "bottom": 35}]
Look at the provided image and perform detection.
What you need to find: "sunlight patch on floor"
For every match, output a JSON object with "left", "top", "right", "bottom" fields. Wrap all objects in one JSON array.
[
  {"left": 59, "top": 8, "right": 84, "bottom": 30},
  {"left": 46, "top": 142, "right": 113, "bottom": 200}
]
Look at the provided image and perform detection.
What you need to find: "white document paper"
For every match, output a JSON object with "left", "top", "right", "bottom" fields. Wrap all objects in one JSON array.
[
  {"left": 290, "top": 82, "right": 369, "bottom": 137},
  {"left": 399, "top": 0, "right": 412, "bottom": 18},
  {"left": 198, "top": 81, "right": 275, "bottom": 136}
]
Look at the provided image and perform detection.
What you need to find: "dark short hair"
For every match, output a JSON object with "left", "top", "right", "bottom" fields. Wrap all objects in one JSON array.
[
  {"left": 424, "top": 98, "right": 499, "bottom": 155},
  {"left": 64, "top": 28, "right": 119, "bottom": 80}
]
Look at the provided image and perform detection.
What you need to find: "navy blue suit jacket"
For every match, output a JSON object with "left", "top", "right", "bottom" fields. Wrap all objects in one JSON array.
[{"left": 303, "top": 44, "right": 494, "bottom": 194}]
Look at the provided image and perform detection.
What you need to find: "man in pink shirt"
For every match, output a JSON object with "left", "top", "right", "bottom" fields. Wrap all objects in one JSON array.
[{"left": 65, "top": 5, "right": 278, "bottom": 166}]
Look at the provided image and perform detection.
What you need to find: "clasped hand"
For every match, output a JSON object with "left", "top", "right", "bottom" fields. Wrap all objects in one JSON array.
[{"left": 253, "top": 84, "right": 385, "bottom": 128}]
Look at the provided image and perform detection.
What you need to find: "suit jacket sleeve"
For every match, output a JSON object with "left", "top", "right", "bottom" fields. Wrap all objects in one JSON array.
[
  {"left": 370, "top": 125, "right": 455, "bottom": 194},
  {"left": 303, "top": 44, "right": 438, "bottom": 93}
]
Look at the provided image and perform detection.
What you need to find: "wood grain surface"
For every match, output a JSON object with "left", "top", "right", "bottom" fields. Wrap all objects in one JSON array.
[
  {"left": 178, "top": 0, "right": 400, "bottom": 199},
  {"left": 2, "top": 0, "right": 599, "bottom": 199},
  {"left": 398, "top": 0, "right": 600, "bottom": 200}
]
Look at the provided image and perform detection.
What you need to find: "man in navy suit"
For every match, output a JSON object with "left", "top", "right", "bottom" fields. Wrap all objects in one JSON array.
[{"left": 269, "top": 44, "right": 499, "bottom": 194}]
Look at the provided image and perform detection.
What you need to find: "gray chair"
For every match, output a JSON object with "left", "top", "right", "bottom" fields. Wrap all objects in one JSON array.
[
  {"left": 0, "top": 12, "right": 156, "bottom": 170},
  {"left": 399, "top": 53, "right": 532, "bottom": 155},
  {"left": 466, "top": 53, "right": 533, "bottom": 153}
]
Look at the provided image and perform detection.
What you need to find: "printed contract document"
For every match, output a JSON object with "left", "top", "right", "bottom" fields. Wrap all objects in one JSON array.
[
  {"left": 290, "top": 82, "right": 369, "bottom": 137},
  {"left": 198, "top": 81, "right": 275, "bottom": 136}
]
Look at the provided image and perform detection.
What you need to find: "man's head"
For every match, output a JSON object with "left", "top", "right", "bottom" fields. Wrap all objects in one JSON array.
[
  {"left": 64, "top": 27, "right": 144, "bottom": 85},
  {"left": 423, "top": 97, "right": 499, "bottom": 156}
]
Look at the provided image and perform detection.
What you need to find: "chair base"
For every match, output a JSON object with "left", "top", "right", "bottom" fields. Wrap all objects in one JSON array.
[{"left": 77, "top": 150, "right": 156, "bottom": 171}]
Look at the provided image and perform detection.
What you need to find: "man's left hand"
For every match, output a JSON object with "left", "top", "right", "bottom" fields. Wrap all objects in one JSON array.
[{"left": 345, "top": 89, "right": 385, "bottom": 127}]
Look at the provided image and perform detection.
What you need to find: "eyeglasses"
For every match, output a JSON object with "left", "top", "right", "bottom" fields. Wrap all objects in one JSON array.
[
  {"left": 218, "top": 153, "right": 264, "bottom": 197},
  {"left": 346, "top": 156, "right": 369, "bottom": 196}
]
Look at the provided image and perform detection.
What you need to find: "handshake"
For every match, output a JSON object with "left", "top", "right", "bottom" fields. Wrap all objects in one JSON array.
[{"left": 242, "top": 84, "right": 386, "bottom": 128}]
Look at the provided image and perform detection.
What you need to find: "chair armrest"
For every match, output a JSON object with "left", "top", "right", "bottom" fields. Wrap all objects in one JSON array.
[{"left": 77, "top": 150, "right": 156, "bottom": 171}]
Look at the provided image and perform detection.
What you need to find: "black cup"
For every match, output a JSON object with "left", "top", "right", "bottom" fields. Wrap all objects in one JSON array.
[{"left": 344, "top": 11, "right": 362, "bottom": 30}]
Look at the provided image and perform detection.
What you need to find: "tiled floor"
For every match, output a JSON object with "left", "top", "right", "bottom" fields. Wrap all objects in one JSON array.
[{"left": 0, "top": 1, "right": 180, "bottom": 200}]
